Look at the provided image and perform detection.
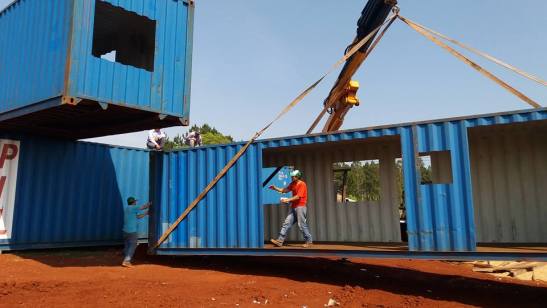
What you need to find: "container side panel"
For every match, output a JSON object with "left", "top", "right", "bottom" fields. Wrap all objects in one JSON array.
[
  {"left": 400, "top": 127, "right": 421, "bottom": 250},
  {"left": 68, "top": 0, "right": 191, "bottom": 117},
  {"left": 0, "top": 134, "right": 150, "bottom": 250},
  {"left": 415, "top": 122, "right": 476, "bottom": 251},
  {"left": 153, "top": 144, "right": 263, "bottom": 249},
  {"left": 0, "top": 0, "right": 71, "bottom": 113}
]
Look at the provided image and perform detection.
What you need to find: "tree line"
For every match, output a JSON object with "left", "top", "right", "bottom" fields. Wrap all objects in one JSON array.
[{"left": 163, "top": 124, "right": 235, "bottom": 150}]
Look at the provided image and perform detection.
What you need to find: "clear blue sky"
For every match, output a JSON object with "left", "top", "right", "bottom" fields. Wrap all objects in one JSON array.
[{"left": 1, "top": 0, "right": 545, "bottom": 148}]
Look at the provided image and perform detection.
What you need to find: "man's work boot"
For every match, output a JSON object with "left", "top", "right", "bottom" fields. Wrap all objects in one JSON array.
[
  {"left": 302, "top": 242, "right": 313, "bottom": 248},
  {"left": 270, "top": 239, "right": 283, "bottom": 247}
]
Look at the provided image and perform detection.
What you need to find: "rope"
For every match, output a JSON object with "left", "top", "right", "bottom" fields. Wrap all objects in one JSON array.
[
  {"left": 399, "top": 15, "right": 542, "bottom": 108},
  {"left": 151, "top": 14, "right": 398, "bottom": 250},
  {"left": 404, "top": 19, "right": 547, "bottom": 87}
]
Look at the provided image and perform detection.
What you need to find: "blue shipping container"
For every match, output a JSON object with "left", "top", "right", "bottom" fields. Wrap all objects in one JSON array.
[
  {"left": 0, "top": 0, "right": 194, "bottom": 139},
  {"left": 0, "top": 133, "right": 150, "bottom": 251},
  {"left": 262, "top": 167, "right": 291, "bottom": 204},
  {"left": 150, "top": 144, "right": 264, "bottom": 249},
  {"left": 151, "top": 108, "right": 547, "bottom": 255}
]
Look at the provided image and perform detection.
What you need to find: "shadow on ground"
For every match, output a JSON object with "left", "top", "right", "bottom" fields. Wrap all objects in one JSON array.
[{"left": 11, "top": 245, "right": 547, "bottom": 307}]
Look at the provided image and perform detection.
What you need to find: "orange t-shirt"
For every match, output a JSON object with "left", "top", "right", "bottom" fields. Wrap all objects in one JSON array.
[{"left": 287, "top": 180, "right": 307, "bottom": 208}]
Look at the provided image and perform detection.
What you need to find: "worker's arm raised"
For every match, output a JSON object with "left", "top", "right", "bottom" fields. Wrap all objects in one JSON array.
[
  {"left": 268, "top": 185, "right": 290, "bottom": 193},
  {"left": 139, "top": 202, "right": 151, "bottom": 210}
]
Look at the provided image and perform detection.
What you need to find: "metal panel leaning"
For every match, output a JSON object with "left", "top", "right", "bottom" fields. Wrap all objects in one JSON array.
[{"left": 0, "top": 0, "right": 194, "bottom": 139}]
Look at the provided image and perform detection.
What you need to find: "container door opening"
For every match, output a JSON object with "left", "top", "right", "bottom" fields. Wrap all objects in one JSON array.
[
  {"left": 262, "top": 137, "right": 406, "bottom": 251},
  {"left": 469, "top": 121, "right": 547, "bottom": 245}
]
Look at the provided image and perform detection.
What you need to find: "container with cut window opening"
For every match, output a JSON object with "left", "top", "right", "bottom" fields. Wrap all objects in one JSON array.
[{"left": 0, "top": 0, "right": 194, "bottom": 139}]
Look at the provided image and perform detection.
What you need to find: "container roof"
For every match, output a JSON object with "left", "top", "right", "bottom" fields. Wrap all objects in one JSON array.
[
  {"left": 259, "top": 107, "right": 546, "bottom": 149},
  {"left": 164, "top": 107, "right": 546, "bottom": 153}
]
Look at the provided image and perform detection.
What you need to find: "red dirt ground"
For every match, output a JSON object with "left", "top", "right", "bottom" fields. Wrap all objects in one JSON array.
[{"left": 1, "top": 246, "right": 546, "bottom": 307}]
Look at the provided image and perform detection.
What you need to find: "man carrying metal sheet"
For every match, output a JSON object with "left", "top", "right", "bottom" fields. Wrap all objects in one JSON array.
[
  {"left": 122, "top": 197, "right": 150, "bottom": 267},
  {"left": 269, "top": 170, "right": 313, "bottom": 248}
]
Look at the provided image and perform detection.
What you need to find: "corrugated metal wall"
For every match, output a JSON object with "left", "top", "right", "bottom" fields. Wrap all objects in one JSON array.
[
  {"left": 149, "top": 108, "right": 546, "bottom": 254},
  {"left": 404, "top": 122, "right": 476, "bottom": 251},
  {"left": 67, "top": 0, "right": 193, "bottom": 117},
  {"left": 151, "top": 144, "right": 264, "bottom": 249},
  {"left": 0, "top": 0, "right": 72, "bottom": 113},
  {"left": 469, "top": 121, "right": 547, "bottom": 243},
  {"left": 0, "top": 134, "right": 150, "bottom": 250},
  {"left": 263, "top": 138, "right": 402, "bottom": 243}
]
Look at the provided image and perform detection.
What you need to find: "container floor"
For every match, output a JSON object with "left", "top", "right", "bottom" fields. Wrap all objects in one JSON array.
[{"left": 264, "top": 242, "right": 547, "bottom": 253}]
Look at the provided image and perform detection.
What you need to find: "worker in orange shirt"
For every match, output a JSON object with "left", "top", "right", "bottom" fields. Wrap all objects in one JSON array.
[{"left": 268, "top": 170, "right": 313, "bottom": 248}]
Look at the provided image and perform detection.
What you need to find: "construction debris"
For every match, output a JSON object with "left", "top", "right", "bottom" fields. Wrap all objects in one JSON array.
[{"left": 470, "top": 261, "right": 547, "bottom": 282}]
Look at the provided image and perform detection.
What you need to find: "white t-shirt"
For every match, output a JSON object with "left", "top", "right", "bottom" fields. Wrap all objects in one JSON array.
[{"left": 148, "top": 129, "right": 166, "bottom": 144}]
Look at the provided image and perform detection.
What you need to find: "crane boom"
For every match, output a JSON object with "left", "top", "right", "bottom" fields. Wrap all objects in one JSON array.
[
  {"left": 320, "top": 0, "right": 397, "bottom": 133},
  {"left": 262, "top": 0, "right": 397, "bottom": 188}
]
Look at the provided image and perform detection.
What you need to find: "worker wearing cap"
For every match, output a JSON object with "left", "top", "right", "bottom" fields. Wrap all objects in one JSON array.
[
  {"left": 122, "top": 197, "right": 151, "bottom": 267},
  {"left": 268, "top": 170, "right": 313, "bottom": 248}
]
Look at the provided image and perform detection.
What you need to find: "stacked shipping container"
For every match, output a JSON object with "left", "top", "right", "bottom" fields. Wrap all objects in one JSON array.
[{"left": 0, "top": 0, "right": 194, "bottom": 139}]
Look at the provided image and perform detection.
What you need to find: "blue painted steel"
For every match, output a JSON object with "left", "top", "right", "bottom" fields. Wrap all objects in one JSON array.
[
  {"left": 258, "top": 108, "right": 547, "bottom": 150},
  {"left": 260, "top": 127, "right": 401, "bottom": 149},
  {"left": 262, "top": 167, "right": 291, "bottom": 204},
  {"left": 154, "top": 248, "right": 547, "bottom": 262},
  {"left": 0, "top": 0, "right": 194, "bottom": 121},
  {"left": 67, "top": 0, "right": 193, "bottom": 117},
  {"left": 150, "top": 144, "right": 264, "bottom": 249},
  {"left": 0, "top": 0, "right": 72, "bottom": 113},
  {"left": 400, "top": 122, "right": 477, "bottom": 252},
  {"left": 0, "top": 133, "right": 150, "bottom": 251},
  {"left": 152, "top": 107, "right": 546, "bottom": 254}
]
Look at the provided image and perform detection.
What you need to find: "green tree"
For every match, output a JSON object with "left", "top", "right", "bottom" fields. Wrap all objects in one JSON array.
[
  {"left": 163, "top": 124, "right": 234, "bottom": 150},
  {"left": 418, "top": 157, "right": 432, "bottom": 184},
  {"left": 333, "top": 160, "right": 380, "bottom": 202},
  {"left": 163, "top": 134, "right": 186, "bottom": 151}
]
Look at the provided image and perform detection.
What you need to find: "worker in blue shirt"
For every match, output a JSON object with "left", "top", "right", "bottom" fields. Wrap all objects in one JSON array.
[{"left": 122, "top": 197, "right": 150, "bottom": 267}]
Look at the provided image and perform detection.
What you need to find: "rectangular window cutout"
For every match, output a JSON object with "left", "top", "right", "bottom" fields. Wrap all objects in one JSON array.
[
  {"left": 419, "top": 150, "right": 453, "bottom": 184},
  {"left": 333, "top": 160, "right": 380, "bottom": 202},
  {"left": 92, "top": 0, "right": 156, "bottom": 72}
]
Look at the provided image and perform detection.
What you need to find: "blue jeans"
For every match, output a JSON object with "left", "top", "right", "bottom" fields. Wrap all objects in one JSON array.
[
  {"left": 123, "top": 232, "right": 138, "bottom": 262},
  {"left": 278, "top": 207, "right": 313, "bottom": 243}
]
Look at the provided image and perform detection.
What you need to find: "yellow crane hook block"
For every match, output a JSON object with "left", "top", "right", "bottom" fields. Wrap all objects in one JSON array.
[{"left": 343, "top": 80, "right": 360, "bottom": 106}]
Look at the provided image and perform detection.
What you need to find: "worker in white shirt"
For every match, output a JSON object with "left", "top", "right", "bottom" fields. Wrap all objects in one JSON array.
[
  {"left": 185, "top": 130, "right": 202, "bottom": 147},
  {"left": 147, "top": 128, "right": 166, "bottom": 150}
]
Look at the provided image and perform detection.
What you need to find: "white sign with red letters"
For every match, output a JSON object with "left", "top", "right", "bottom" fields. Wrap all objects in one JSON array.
[{"left": 0, "top": 139, "right": 20, "bottom": 240}]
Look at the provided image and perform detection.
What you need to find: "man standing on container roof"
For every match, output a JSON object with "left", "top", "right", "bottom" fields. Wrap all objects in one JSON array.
[
  {"left": 269, "top": 170, "right": 313, "bottom": 248},
  {"left": 122, "top": 197, "right": 150, "bottom": 268},
  {"left": 147, "top": 128, "right": 166, "bottom": 150}
]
